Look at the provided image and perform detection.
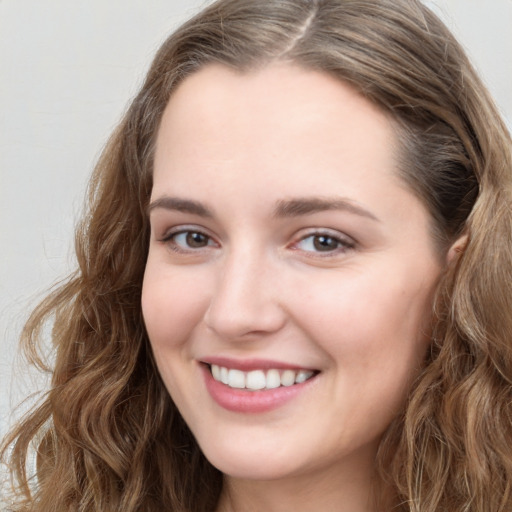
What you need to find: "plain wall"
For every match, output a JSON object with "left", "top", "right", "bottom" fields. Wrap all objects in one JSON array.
[{"left": 1, "top": 0, "right": 511, "bottom": 459}]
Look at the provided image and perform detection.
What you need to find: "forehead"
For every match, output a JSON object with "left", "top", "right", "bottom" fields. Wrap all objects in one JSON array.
[
  {"left": 159, "top": 63, "right": 391, "bottom": 134},
  {"left": 153, "top": 63, "right": 399, "bottom": 190}
]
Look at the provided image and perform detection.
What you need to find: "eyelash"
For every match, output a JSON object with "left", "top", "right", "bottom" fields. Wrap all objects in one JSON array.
[
  {"left": 159, "top": 227, "right": 356, "bottom": 256},
  {"left": 160, "top": 227, "right": 218, "bottom": 253},
  {"left": 291, "top": 231, "right": 356, "bottom": 256}
]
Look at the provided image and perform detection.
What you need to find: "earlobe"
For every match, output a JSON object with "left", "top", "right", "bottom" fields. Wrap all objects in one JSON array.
[{"left": 447, "top": 234, "right": 468, "bottom": 264}]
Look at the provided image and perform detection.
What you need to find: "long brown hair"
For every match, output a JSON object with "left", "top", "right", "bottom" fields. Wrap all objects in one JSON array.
[{"left": 2, "top": 1, "right": 512, "bottom": 510}]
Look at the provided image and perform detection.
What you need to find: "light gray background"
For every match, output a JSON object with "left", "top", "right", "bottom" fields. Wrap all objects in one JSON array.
[{"left": 1, "top": 0, "right": 511, "bottom": 455}]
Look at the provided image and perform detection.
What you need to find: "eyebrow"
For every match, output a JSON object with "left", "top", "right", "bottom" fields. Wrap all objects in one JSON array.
[
  {"left": 147, "top": 196, "right": 213, "bottom": 217},
  {"left": 273, "top": 197, "right": 379, "bottom": 221},
  {"left": 147, "top": 195, "right": 379, "bottom": 222}
]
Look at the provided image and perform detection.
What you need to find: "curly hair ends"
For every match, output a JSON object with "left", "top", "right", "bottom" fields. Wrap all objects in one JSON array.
[
  {"left": 2, "top": 0, "right": 512, "bottom": 511},
  {"left": 2, "top": 119, "right": 222, "bottom": 511},
  {"left": 378, "top": 189, "right": 512, "bottom": 512}
]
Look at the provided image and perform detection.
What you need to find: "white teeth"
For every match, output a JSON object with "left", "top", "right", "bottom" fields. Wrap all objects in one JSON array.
[
  {"left": 210, "top": 364, "right": 315, "bottom": 390},
  {"left": 246, "top": 370, "right": 266, "bottom": 390},
  {"left": 281, "top": 369, "right": 296, "bottom": 387},
  {"left": 228, "top": 369, "right": 246, "bottom": 389},
  {"left": 211, "top": 364, "right": 221, "bottom": 381},
  {"left": 266, "top": 369, "right": 281, "bottom": 389},
  {"left": 295, "top": 370, "right": 312, "bottom": 384}
]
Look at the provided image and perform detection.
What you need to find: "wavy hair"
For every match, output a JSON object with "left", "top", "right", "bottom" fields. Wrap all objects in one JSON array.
[{"left": 2, "top": 0, "right": 512, "bottom": 510}]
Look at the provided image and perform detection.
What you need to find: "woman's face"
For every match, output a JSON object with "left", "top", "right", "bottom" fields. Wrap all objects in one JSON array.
[{"left": 142, "top": 63, "right": 442, "bottom": 483}]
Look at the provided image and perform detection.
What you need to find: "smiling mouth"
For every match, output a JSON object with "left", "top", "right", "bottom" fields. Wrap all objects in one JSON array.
[{"left": 208, "top": 364, "right": 318, "bottom": 391}]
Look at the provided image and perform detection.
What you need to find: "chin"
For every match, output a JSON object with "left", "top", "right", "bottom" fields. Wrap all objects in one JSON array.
[{"left": 200, "top": 441, "right": 305, "bottom": 481}]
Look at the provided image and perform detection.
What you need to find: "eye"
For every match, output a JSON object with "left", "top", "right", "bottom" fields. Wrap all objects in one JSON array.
[
  {"left": 294, "top": 233, "right": 355, "bottom": 254},
  {"left": 162, "top": 229, "right": 217, "bottom": 251}
]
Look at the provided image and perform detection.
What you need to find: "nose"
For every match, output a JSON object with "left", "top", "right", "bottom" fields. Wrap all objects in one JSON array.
[{"left": 204, "top": 248, "right": 287, "bottom": 340}]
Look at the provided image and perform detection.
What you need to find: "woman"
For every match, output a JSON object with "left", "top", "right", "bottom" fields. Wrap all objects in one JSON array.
[{"left": 2, "top": 0, "right": 512, "bottom": 510}]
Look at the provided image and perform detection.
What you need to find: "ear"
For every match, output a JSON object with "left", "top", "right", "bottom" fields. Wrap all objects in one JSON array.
[{"left": 447, "top": 234, "right": 468, "bottom": 264}]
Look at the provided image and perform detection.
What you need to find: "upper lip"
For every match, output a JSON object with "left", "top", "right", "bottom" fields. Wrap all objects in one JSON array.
[{"left": 200, "top": 356, "right": 318, "bottom": 372}]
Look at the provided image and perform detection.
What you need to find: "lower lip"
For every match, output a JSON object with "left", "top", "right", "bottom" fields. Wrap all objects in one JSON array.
[{"left": 201, "top": 365, "right": 316, "bottom": 413}]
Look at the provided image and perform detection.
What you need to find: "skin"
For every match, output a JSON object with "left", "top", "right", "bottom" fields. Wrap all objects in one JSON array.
[{"left": 142, "top": 63, "right": 444, "bottom": 512}]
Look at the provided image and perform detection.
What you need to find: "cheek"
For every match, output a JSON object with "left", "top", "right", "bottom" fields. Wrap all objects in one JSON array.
[
  {"left": 291, "top": 267, "right": 435, "bottom": 369},
  {"left": 141, "top": 262, "right": 210, "bottom": 351},
  {"left": 141, "top": 263, "right": 211, "bottom": 408}
]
